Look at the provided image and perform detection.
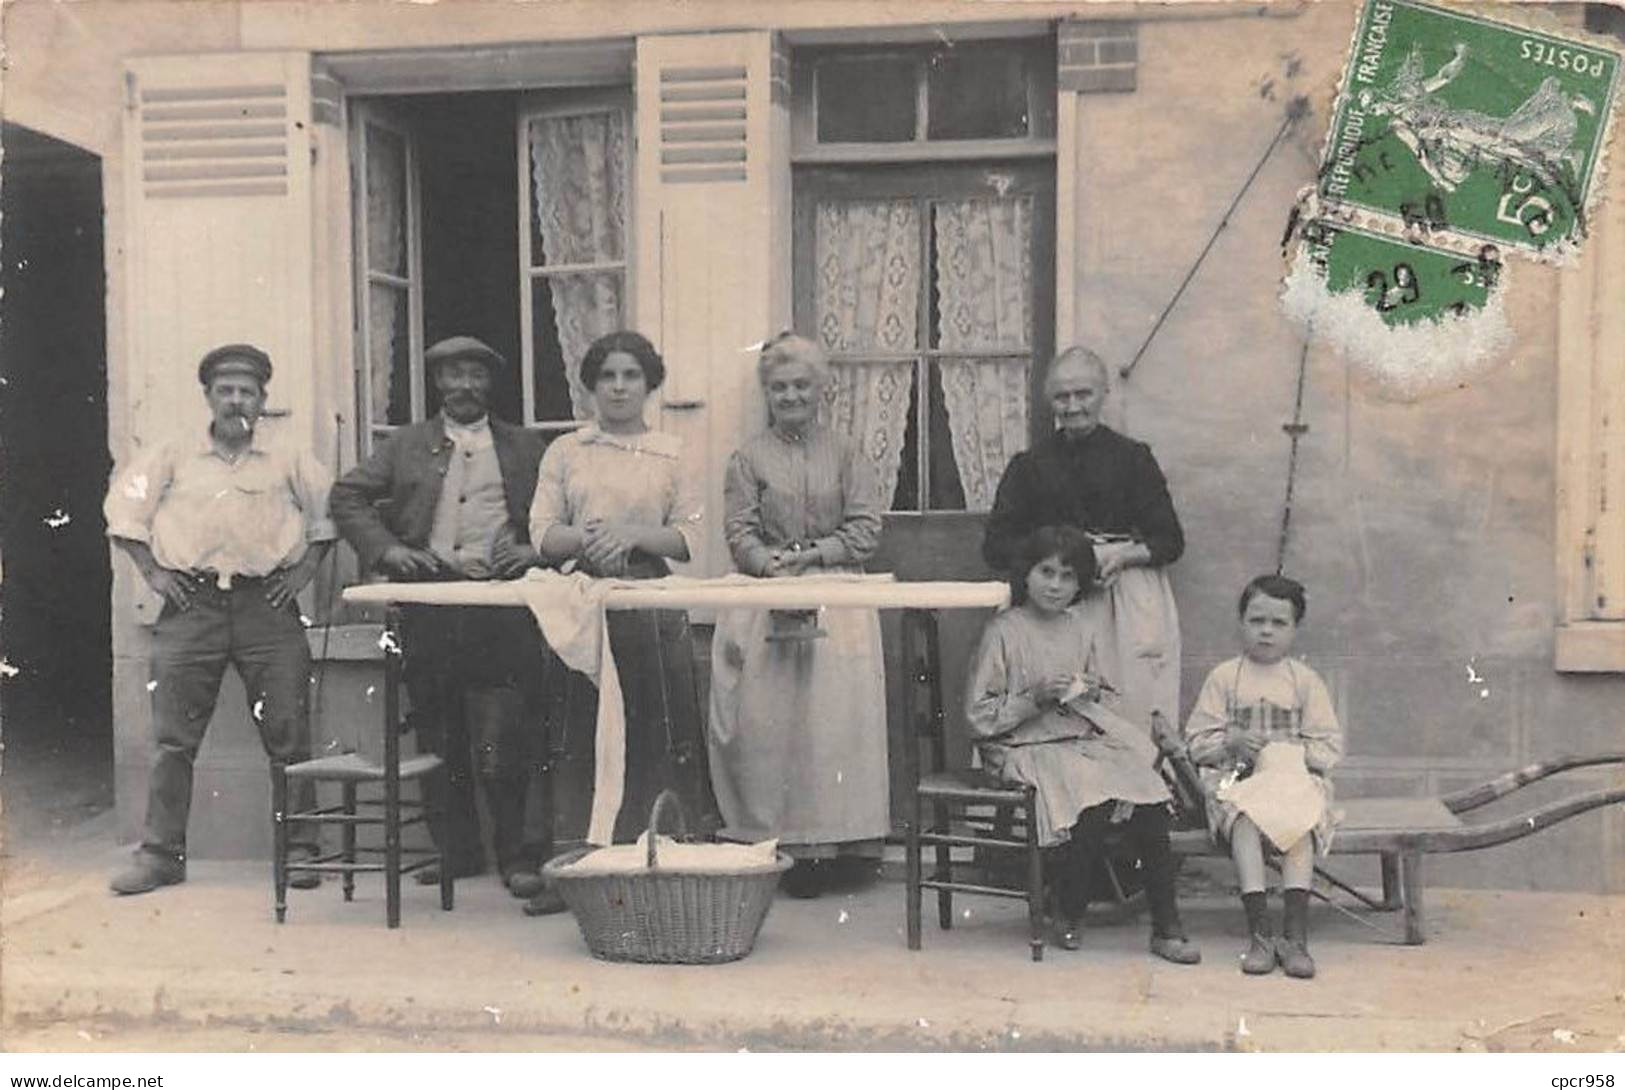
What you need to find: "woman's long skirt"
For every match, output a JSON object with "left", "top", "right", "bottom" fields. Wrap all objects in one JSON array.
[
  {"left": 707, "top": 606, "right": 890, "bottom": 849},
  {"left": 543, "top": 607, "right": 721, "bottom": 846}
]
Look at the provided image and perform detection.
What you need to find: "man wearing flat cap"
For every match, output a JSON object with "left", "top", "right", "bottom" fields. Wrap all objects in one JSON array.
[
  {"left": 105, "top": 343, "right": 335, "bottom": 895},
  {"left": 330, "top": 335, "right": 560, "bottom": 911}
]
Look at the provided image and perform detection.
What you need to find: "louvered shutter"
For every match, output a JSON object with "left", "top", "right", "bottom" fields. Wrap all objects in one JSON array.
[
  {"left": 121, "top": 52, "right": 320, "bottom": 452},
  {"left": 634, "top": 32, "right": 790, "bottom": 576}
]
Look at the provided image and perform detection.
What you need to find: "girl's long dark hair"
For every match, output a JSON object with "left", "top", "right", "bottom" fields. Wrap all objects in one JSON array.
[{"left": 1009, "top": 525, "right": 1097, "bottom": 606}]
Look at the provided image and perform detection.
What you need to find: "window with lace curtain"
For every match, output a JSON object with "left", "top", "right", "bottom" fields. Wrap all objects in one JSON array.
[
  {"left": 794, "top": 173, "right": 1054, "bottom": 513},
  {"left": 519, "top": 93, "right": 631, "bottom": 430},
  {"left": 351, "top": 92, "right": 629, "bottom": 454},
  {"left": 353, "top": 104, "right": 421, "bottom": 451},
  {"left": 791, "top": 41, "right": 1054, "bottom": 514}
]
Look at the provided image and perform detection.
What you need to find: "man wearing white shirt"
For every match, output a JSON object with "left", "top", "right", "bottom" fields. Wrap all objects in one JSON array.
[{"left": 105, "top": 344, "right": 335, "bottom": 895}]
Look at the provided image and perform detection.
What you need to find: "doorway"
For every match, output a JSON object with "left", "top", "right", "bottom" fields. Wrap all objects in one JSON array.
[
  {"left": 0, "top": 123, "right": 114, "bottom": 840},
  {"left": 349, "top": 87, "right": 632, "bottom": 456}
]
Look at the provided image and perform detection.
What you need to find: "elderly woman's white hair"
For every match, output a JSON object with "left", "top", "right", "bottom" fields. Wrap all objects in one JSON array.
[
  {"left": 756, "top": 331, "right": 833, "bottom": 388},
  {"left": 1045, "top": 345, "right": 1110, "bottom": 387}
]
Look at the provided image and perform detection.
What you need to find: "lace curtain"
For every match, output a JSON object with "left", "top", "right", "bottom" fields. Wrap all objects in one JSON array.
[
  {"left": 814, "top": 199, "right": 921, "bottom": 504},
  {"left": 934, "top": 196, "right": 1033, "bottom": 512},
  {"left": 365, "top": 124, "right": 409, "bottom": 426},
  {"left": 530, "top": 111, "right": 628, "bottom": 419}
]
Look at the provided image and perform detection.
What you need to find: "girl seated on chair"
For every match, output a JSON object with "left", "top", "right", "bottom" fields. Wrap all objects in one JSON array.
[
  {"left": 1183, "top": 574, "right": 1344, "bottom": 979},
  {"left": 965, "top": 525, "right": 1200, "bottom": 963}
]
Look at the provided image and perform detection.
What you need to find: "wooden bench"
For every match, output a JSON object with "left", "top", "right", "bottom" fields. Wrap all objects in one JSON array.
[{"left": 1168, "top": 755, "right": 1625, "bottom": 944}]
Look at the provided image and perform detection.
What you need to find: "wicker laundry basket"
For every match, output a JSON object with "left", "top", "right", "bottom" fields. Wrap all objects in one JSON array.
[{"left": 542, "top": 790, "right": 793, "bottom": 964}]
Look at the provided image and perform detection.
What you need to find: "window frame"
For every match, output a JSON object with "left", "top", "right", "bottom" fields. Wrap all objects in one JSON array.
[
  {"left": 516, "top": 88, "right": 635, "bottom": 433},
  {"left": 790, "top": 38, "right": 1057, "bottom": 166},
  {"left": 350, "top": 99, "right": 425, "bottom": 456},
  {"left": 791, "top": 160, "right": 1055, "bottom": 515}
]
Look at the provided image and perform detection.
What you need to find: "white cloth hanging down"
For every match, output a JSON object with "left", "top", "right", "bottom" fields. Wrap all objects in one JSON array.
[
  {"left": 515, "top": 569, "right": 890, "bottom": 844},
  {"left": 1217, "top": 741, "right": 1325, "bottom": 852},
  {"left": 515, "top": 569, "right": 633, "bottom": 845}
]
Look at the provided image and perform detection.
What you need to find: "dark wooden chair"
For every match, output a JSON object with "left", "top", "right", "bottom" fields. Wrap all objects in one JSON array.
[
  {"left": 900, "top": 608, "right": 1047, "bottom": 961},
  {"left": 273, "top": 605, "right": 453, "bottom": 928}
]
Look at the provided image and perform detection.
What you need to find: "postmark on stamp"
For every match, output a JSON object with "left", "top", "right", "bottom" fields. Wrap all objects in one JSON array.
[
  {"left": 1300, "top": 217, "right": 1502, "bottom": 325},
  {"left": 1281, "top": 212, "right": 1513, "bottom": 399},
  {"left": 1320, "top": 0, "right": 1621, "bottom": 259}
]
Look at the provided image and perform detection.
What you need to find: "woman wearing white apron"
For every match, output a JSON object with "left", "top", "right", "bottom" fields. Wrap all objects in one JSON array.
[
  {"left": 982, "top": 345, "right": 1185, "bottom": 736},
  {"left": 708, "top": 334, "right": 889, "bottom": 898}
]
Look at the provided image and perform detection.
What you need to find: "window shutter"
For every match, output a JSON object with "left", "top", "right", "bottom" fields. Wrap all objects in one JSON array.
[
  {"left": 121, "top": 52, "right": 319, "bottom": 452},
  {"left": 1555, "top": 159, "right": 1625, "bottom": 668},
  {"left": 634, "top": 32, "right": 790, "bottom": 577},
  {"left": 1585, "top": 351, "right": 1625, "bottom": 621}
]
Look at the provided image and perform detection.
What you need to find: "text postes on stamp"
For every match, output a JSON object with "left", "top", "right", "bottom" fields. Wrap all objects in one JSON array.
[{"left": 1321, "top": 0, "right": 1620, "bottom": 258}]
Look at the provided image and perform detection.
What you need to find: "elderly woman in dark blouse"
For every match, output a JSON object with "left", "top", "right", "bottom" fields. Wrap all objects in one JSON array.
[{"left": 983, "top": 346, "right": 1185, "bottom": 735}]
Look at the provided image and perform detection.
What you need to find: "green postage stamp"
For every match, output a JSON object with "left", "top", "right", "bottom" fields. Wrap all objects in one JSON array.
[
  {"left": 1300, "top": 219, "right": 1500, "bottom": 326},
  {"left": 1320, "top": 0, "right": 1621, "bottom": 258}
]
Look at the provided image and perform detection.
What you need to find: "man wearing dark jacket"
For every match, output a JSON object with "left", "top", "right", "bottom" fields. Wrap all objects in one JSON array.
[{"left": 330, "top": 336, "right": 562, "bottom": 911}]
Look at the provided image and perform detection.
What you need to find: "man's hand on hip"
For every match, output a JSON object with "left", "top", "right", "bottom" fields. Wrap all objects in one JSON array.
[
  {"left": 265, "top": 552, "right": 322, "bottom": 609},
  {"left": 143, "top": 565, "right": 202, "bottom": 611}
]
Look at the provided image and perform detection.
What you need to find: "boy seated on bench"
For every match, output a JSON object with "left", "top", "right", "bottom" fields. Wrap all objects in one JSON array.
[{"left": 1183, "top": 574, "right": 1344, "bottom": 979}]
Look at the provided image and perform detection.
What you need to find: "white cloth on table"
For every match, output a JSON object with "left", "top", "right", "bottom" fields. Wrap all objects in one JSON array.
[{"left": 516, "top": 569, "right": 630, "bottom": 845}]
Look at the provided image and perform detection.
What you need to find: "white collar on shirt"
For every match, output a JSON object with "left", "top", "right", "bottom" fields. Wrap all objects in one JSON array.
[
  {"left": 443, "top": 414, "right": 493, "bottom": 451},
  {"left": 577, "top": 422, "right": 681, "bottom": 460}
]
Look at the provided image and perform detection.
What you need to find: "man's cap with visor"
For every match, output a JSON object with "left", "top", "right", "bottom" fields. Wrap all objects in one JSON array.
[
  {"left": 197, "top": 344, "right": 273, "bottom": 387},
  {"left": 425, "top": 336, "right": 506, "bottom": 373}
]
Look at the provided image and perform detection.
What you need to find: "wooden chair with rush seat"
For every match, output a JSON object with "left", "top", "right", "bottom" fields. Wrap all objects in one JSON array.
[
  {"left": 899, "top": 608, "right": 1209, "bottom": 961},
  {"left": 900, "top": 608, "right": 1048, "bottom": 961},
  {"left": 272, "top": 604, "right": 454, "bottom": 928}
]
